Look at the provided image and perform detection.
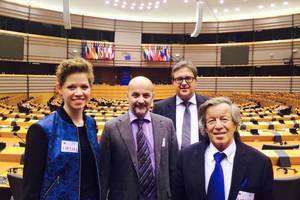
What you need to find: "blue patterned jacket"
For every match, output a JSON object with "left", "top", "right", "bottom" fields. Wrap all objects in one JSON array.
[{"left": 37, "top": 109, "right": 101, "bottom": 200}]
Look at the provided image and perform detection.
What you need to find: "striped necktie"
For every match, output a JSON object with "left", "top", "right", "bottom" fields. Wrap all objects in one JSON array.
[{"left": 135, "top": 119, "right": 156, "bottom": 199}]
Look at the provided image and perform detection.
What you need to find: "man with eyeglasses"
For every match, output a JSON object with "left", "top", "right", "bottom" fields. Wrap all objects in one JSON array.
[{"left": 153, "top": 60, "right": 208, "bottom": 149}]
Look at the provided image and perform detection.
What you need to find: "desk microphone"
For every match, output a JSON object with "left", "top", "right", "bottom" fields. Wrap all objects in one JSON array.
[{"left": 12, "top": 126, "right": 26, "bottom": 147}]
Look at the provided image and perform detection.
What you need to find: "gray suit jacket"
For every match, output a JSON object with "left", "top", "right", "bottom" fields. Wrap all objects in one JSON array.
[{"left": 100, "top": 112, "right": 178, "bottom": 200}]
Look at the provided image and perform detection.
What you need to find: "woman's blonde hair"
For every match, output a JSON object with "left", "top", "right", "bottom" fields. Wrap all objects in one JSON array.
[{"left": 56, "top": 57, "right": 94, "bottom": 86}]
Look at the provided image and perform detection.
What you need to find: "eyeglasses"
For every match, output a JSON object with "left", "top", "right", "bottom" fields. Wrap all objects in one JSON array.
[{"left": 173, "top": 76, "right": 195, "bottom": 84}]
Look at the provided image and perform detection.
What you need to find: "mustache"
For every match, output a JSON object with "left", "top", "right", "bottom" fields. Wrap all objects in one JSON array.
[{"left": 133, "top": 102, "right": 149, "bottom": 107}]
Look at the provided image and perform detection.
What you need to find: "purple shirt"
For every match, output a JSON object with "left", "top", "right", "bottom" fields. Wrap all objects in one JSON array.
[{"left": 129, "top": 110, "right": 156, "bottom": 171}]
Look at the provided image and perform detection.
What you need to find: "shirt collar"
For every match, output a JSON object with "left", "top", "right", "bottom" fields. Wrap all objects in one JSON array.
[
  {"left": 176, "top": 93, "right": 196, "bottom": 106},
  {"left": 207, "top": 140, "right": 236, "bottom": 164},
  {"left": 128, "top": 109, "right": 151, "bottom": 123}
]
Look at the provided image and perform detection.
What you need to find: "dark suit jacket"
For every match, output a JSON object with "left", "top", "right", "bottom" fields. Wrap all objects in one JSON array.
[
  {"left": 153, "top": 94, "right": 208, "bottom": 128},
  {"left": 174, "top": 140, "right": 274, "bottom": 200},
  {"left": 100, "top": 112, "right": 178, "bottom": 200},
  {"left": 153, "top": 94, "right": 208, "bottom": 141}
]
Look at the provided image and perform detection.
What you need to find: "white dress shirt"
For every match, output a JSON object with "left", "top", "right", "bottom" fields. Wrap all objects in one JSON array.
[
  {"left": 175, "top": 94, "right": 199, "bottom": 149},
  {"left": 205, "top": 140, "right": 236, "bottom": 200}
]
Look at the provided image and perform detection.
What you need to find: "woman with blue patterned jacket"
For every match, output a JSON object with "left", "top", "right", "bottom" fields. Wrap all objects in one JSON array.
[{"left": 23, "top": 57, "right": 101, "bottom": 200}]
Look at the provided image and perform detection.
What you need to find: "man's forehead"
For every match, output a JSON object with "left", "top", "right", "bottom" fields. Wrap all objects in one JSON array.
[{"left": 129, "top": 86, "right": 153, "bottom": 93}]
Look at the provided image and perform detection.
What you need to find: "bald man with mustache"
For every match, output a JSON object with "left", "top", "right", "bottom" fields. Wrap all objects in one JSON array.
[{"left": 100, "top": 76, "right": 178, "bottom": 200}]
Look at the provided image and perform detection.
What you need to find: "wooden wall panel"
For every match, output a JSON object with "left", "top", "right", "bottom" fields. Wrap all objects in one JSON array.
[
  {"left": 0, "top": 1, "right": 28, "bottom": 20},
  {"left": 254, "top": 15, "right": 293, "bottom": 30},
  {"left": 28, "top": 75, "right": 56, "bottom": 92},
  {"left": 196, "top": 77, "right": 216, "bottom": 91},
  {"left": 294, "top": 40, "right": 300, "bottom": 65},
  {"left": 291, "top": 77, "right": 300, "bottom": 92},
  {"left": 0, "top": 75, "right": 27, "bottom": 93},
  {"left": 252, "top": 77, "right": 291, "bottom": 92},
  {"left": 28, "top": 35, "right": 67, "bottom": 63},
  {"left": 294, "top": 13, "right": 300, "bottom": 27},
  {"left": 172, "top": 23, "right": 185, "bottom": 34},
  {"left": 115, "top": 32, "right": 141, "bottom": 45},
  {"left": 30, "top": 7, "right": 64, "bottom": 26},
  {"left": 90, "top": 60, "right": 114, "bottom": 67},
  {"left": 142, "top": 22, "right": 172, "bottom": 34},
  {"left": 141, "top": 61, "right": 171, "bottom": 68},
  {"left": 70, "top": 14, "right": 83, "bottom": 28},
  {"left": 1, "top": 75, "right": 300, "bottom": 94},
  {"left": 218, "top": 19, "right": 253, "bottom": 33},
  {"left": 185, "top": 45, "right": 217, "bottom": 66},
  {"left": 200, "top": 22, "right": 219, "bottom": 33},
  {"left": 67, "top": 39, "right": 82, "bottom": 59},
  {"left": 83, "top": 16, "right": 115, "bottom": 31},
  {"left": 253, "top": 41, "right": 292, "bottom": 66},
  {"left": 114, "top": 44, "right": 141, "bottom": 67},
  {"left": 171, "top": 45, "right": 184, "bottom": 61},
  {"left": 216, "top": 77, "right": 251, "bottom": 92},
  {"left": 115, "top": 20, "right": 142, "bottom": 33}
]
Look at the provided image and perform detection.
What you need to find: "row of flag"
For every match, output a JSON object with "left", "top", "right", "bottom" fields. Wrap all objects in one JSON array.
[
  {"left": 143, "top": 45, "right": 171, "bottom": 62},
  {"left": 82, "top": 42, "right": 115, "bottom": 60}
]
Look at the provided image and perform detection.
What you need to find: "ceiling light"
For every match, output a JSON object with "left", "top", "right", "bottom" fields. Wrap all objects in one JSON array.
[
  {"left": 184, "top": 0, "right": 188, "bottom": 3},
  {"left": 224, "top": 8, "right": 229, "bottom": 12},
  {"left": 139, "top": 6, "right": 144, "bottom": 10},
  {"left": 132, "top": 2, "right": 136, "bottom": 6},
  {"left": 283, "top": 1, "right": 288, "bottom": 6},
  {"left": 105, "top": 0, "right": 110, "bottom": 4},
  {"left": 154, "top": 4, "right": 159, "bottom": 8},
  {"left": 270, "top": 3, "right": 275, "bottom": 7},
  {"left": 148, "top": 2, "right": 153, "bottom": 5},
  {"left": 155, "top": 1, "right": 160, "bottom": 4},
  {"left": 163, "top": 0, "right": 167, "bottom": 3},
  {"left": 114, "top": 0, "right": 119, "bottom": 2},
  {"left": 219, "top": 0, "right": 224, "bottom": 4},
  {"left": 121, "top": 4, "right": 126, "bottom": 8},
  {"left": 258, "top": 5, "right": 263, "bottom": 9},
  {"left": 122, "top": 1, "right": 127, "bottom": 5},
  {"left": 113, "top": 2, "right": 118, "bottom": 6},
  {"left": 235, "top": 7, "right": 240, "bottom": 11},
  {"left": 140, "top": 3, "right": 144, "bottom": 6},
  {"left": 213, "top": 9, "right": 218, "bottom": 13},
  {"left": 147, "top": 6, "right": 151, "bottom": 9},
  {"left": 130, "top": 6, "right": 135, "bottom": 9}
]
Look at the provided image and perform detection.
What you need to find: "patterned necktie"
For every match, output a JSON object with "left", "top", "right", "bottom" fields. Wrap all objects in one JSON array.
[
  {"left": 207, "top": 152, "right": 227, "bottom": 200},
  {"left": 181, "top": 101, "right": 191, "bottom": 149},
  {"left": 136, "top": 119, "right": 156, "bottom": 199}
]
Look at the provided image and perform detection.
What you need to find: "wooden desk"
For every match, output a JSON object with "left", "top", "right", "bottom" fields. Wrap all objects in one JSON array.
[
  {"left": 240, "top": 130, "right": 300, "bottom": 142},
  {"left": 273, "top": 165, "right": 300, "bottom": 179},
  {"left": 0, "top": 127, "right": 28, "bottom": 139},
  {"left": 0, "top": 162, "right": 21, "bottom": 188},
  {"left": 0, "top": 138, "right": 21, "bottom": 147},
  {"left": 262, "top": 150, "right": 300, "bottom": 165},
  {"left": 0, "top": 147, "right": 24, "bottom": 162},
  {"left": 245, "top": 141, "right": 300, "bottom": 150}
]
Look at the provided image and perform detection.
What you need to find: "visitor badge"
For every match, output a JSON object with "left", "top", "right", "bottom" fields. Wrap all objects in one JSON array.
[
  {"left": 61, "top": 140, "right": 78, "bottom": 153},
  {"left": 236, "top": 191, "right": 255, "bottom": 200}
]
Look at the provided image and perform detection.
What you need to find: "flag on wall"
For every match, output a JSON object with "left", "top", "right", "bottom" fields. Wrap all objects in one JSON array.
[
  {"left": 82, "top": 41, "right": 115, "bottom": 60},
  {"left": 142, "top": 45, "right": 170, "bottom": 62}
]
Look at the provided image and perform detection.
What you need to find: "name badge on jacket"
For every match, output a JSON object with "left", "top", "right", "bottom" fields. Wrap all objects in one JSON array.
[
  {"left": 61, "top": 140, "right": 78, "bottom": 153},
  {"left": 236, "top": 191, "right": 255, "bottom": 200}
]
